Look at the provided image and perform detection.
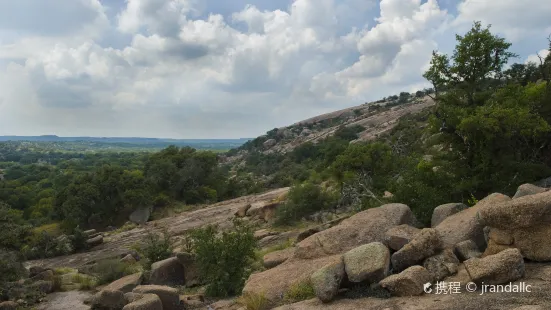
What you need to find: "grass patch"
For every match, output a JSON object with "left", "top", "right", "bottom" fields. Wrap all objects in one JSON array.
[
  {"left": 33, "top": 222, "right": 63, "bottom": 237},
  {"left": 52, "top": 275, "right": 63, "bottom": 292},
  {"left": 283, "top": 280, "right": 316, "bottom": 303},
  {"left": 94, "top": 259, "right": 141, "bottom": 285},
  {"left": 106, "top": 222, "right": 138, "bottom": 236},
  {"left": 72, "top": 273, "right": 97, "bottom": 291},
  {"left": 54, "top": 267, "right": 76, "bottom": 275},
  {"left": 238, "top": 292, "right": 271, "bottom": 310}
]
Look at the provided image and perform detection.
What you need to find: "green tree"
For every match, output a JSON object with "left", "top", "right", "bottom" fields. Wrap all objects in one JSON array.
[
  {"left": 424, "top": 21, "right": 517, "bottom": 105},
  {"left": 0, "top": 201, "right": 31, "bottom": 250}
]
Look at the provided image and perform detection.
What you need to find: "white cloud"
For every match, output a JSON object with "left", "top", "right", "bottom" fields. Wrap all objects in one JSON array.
[
  {"left": 0, "top": 0, "right": 549, "bottom": 138},
  {"left": 455, "top": 0, "right": 551, "bottom": 42},
  {"left": 525, "top": 49, "right": 550, "bottom": 64}
]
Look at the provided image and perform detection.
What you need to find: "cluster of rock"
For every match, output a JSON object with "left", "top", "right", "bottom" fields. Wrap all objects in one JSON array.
[
  {"left": 0, "top": 266, "right": 57, "bottom": 309},
  {"left": 87, "top": 251, "right": 201, "bottom": 310},
  {"left": 89, "top": 285, "right": 180, "bottom": 310},
  {"left": 84, "top": 229, "right": 104, "bottom": 247},
  {"left": 243, "top": 183, "right": 551, "bottom": 304}
]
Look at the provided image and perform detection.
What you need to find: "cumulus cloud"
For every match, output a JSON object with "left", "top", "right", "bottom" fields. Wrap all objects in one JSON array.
[
  {"left": 525, "top": 49, "right": 551, "bottom": 64},
  {"left": 455, "top": 0, "right": 551, "bottom": 42},
  {"left": 0, "top": 0, "right": 549, "bottom": 138}
]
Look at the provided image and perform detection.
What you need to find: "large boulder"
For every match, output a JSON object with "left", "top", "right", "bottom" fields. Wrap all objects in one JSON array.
[
  {"left": 121, "top": 254, "right": 137, "bottom": 264},
  {"left": 246, "top": 201, "right": 281, "bottom": 221},
  {"left": 235, "top": 204, "right": 251, "bottom": 217},
  {"left": 391, "top": 228, "right": 442, "bottom": 272},
  {"left": 132, "top": 285, "right": 180, "bottom": 310},
  {"left": 464, "top": 248, "right": 525, "bottom": 285},
  {"left": 379, "top": 266, "right": 432, "bottom": 297},
  {"left": 263, "top": 248, "right": 293, "bottom": 269},
  {"left": 310, "top": 257, "right": 345, "bottom": 303},
  {"left": 129, "top": 207, "right": 151, "bottom": 225},
  {"left": 149, "top": 257, "right": 185, "bottom": 286},
  {"left": 510, "top": 225, "right": 551, "bottom": 261},
  {"left": 513, "top": 184, "right": 547, "bottom": 199},
  {"left": 83, "top": 229, "right": 97, "bottom": 237},
  {"left": 90, "top": 289, "right": 127, "bottom": 310},
  {"left": 243, "top": 255, "right": 341, "bottom": 301},
  {"left": 477, "top": 191, "right": 551, "bottom": 230},
  {"left": 343, "top": 242, "right": 390, "bottom": 284},
  {"left": 295, "top": 204, "right": 416, "bottom": 259},
  {"left": 435, "top": 193, "right": 510, "bottom": 249},
  {"left": 31, "top": 269, "right": 54, "bottom": 281},
  {"left": 384, "top": 224, "right": 420, "bottom": 251},
  {"left": 175, "top": 252, "right": 200, "bottom": 286},
  {"left": 104, "top": 273, "right": 143, "bottom": 293},
  {"left": 122, "top": 294, "right": 163, "bottom": 310},
  {"left": 431, "top": 203, "right": 468, "bottom": 227},
  {"left": 422, "top": 249, "right": 459, "bottom": 281},
  {"left": 29, "top": 266, "right": 48, "bottom": 278}
]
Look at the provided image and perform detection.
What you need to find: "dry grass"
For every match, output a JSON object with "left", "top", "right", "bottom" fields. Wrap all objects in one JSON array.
[{"left": 238, "top": 292, "right": 271, "bottom": 310}]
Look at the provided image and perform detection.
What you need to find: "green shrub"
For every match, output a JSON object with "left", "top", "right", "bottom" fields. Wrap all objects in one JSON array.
[
  {"left": 70, "top": 226, "right": 89, "bottom": 253},
  {"left": 133, "top": 230, "right": 173, "bottom": 270},
  {"left": 190, "top": 219, "right": 256, "bottom": 297},
  {"left": 0, "top": 202, "right": 31, "bottom": 251},
  {"left": 274, "top": 183, "right": 337, "bottom": 226},
  {"left": 0, "top": 249, "right": 25, "bottom": 283},
  {"left": 22, "top": 231, "right": 72, "bottom": 259},
  {"left": 72, "top": 273, "right": 97, "bottom": 290}
]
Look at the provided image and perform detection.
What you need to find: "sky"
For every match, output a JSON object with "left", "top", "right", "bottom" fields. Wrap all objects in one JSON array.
[{"left": 0, "top": 0, "right": 550, "bottom": 139}]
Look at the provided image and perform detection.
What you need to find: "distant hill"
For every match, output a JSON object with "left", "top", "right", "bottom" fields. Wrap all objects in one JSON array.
[
  {"left": 0, "top": 135, "right": 251, "bottom": 144},
  {"left": 0, "top": 136, "right": 252, "bottom": 151}
]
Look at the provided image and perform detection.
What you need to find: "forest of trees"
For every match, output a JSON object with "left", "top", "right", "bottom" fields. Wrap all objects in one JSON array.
[{"left": 1, "top": 22, "right": 551, "bottom": 263}]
